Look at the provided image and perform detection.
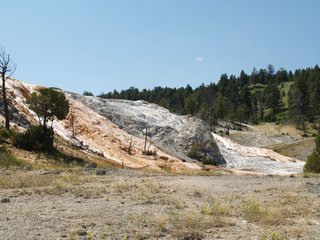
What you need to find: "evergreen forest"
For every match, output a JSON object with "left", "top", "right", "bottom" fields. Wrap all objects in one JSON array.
[{"left": 96, "top": 65, "right": 320, "bottom": 130}]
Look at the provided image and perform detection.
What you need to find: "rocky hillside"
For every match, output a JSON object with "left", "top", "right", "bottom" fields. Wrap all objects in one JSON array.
[
  {"left": 1, "top": 78, "right": 225, "bottom": 170},
  {"left": 68, "top": 93, "right": 225, "bottom": 165},
  {"left": 1, "top": 78, "right": 307, "bottom": 174}
]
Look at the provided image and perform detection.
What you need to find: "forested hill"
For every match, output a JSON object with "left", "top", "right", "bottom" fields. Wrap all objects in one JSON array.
[{"left": 95, "top": 65, "right": 320, "bottom": 128}]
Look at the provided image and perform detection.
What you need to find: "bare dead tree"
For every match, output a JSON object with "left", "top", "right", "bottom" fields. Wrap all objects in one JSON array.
[
  {"left": 140, "top": 125, "right": 157, "bottom": 155},
  {"left": 0, "top": 47, "right": 16, "bottom": 129},
  {"left": 143, "top": 125, "right": 148, "bottom": 153},
  {"left": 147, "top": 140, "right": 155, "bottom": 152},
  {"left": 127, "top": 136, "right": 134, "bottom": 155},
  {"left": 67, "top": 111, "right": 76, "bottom": 138}
]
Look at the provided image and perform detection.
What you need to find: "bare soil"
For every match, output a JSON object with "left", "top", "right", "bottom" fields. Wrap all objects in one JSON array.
[
  {"left": 1, "top": 169, "right": 319, "bottom": 240},
  {"left": 273, "top": 138, "right": 315, "bottom": 161},
  {"left": 229, "top": 122, "right": 315, "bottom": 161}
]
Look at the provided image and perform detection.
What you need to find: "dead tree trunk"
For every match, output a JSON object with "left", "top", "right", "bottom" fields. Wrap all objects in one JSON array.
[
  {"left": 0, "top": 48, "right": 16, "bottom": 130},
  {"left": 1, "top": 73, "right": 9, "bottom": 129},
  {"left": 144, "top": 126, "right": 148, "bottom": 153}
]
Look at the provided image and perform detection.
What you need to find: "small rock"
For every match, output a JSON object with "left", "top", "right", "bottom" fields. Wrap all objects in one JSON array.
[
  {"left": 1, "top": 198, "right": 10, "bottom": 203},
  {"left": 85, "top": 162, "right": 97, "bottom": 168},
  {"left": 23, "top": 165, "right": 32, "bottom": 171},
  {"left": 96, "top": 169, "right": 106, "bottom": 175},
  {"left": 206, "top": 229, "right": 215, "bottom": 233},
  {"left": 78, "top": 229, "right": 87, "bottom": 236}
]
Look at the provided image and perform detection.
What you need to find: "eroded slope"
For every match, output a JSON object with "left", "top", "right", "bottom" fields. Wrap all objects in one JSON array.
[{"left": 67, "top": 93, "right": 225, "bottom": 165}]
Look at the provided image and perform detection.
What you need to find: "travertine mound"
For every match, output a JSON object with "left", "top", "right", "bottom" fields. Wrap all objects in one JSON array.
[{"left": 67, "top": 93, "right": 226, "bottom": 165}]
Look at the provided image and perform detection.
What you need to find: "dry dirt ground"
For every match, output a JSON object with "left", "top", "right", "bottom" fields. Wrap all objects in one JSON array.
[
  {"left": 228, "top": 122, "right": 316, "bottom": 161},
  {"left": 1, "top": 169, "right": 320, "bottom": 240}
]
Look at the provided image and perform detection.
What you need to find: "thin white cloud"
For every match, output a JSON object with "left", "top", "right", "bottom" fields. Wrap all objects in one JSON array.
[{"left": 196, "top": 57, "right": 204, "bottom": 62}]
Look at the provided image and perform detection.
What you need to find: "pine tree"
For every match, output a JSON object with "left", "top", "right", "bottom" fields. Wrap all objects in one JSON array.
[
  {"left": 265, "top": 82, "right": 281, "bottom": 120},
  {"left": 304, "top": 130, "right": 320, "bottom": 173},
  {"left": 27, "top": 88, "right": 69, "bottom": 131}
]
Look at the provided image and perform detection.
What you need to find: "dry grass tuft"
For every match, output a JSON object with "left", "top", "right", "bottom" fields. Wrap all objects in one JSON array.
[
  {"left": 242, "top": 198, "right": 284, "bottom": 225},
  {"left": 0, "top": 171, "right": 57, "bottom": 189},
  {"left": 113, "top": 180, "right": 134, "bottom": 194},
  {"left": 0, "top": 169, "right": 103, "bottom": 197}
]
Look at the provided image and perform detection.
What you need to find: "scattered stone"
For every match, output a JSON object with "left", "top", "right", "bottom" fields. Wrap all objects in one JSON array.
[
  {"left": 96, "top": 169, "right": 107, "bottom": 175},
  {"left": 85, "top": 162, "right": 97, "bottom": 168},
  {"left": 23, "top": 165, "right": 32, "bottom": 171},
  {"left": 41, "top": 170, "right": 61, "bottom": 175},
  {"left": 77, "top": 229, "right": 87, "bottom": 236},
  {"left": 1, "top": 198, "right": 10, "bottom": 203},
  {"left": 206, "top": 228, "right": 215, "bottom": 234}
]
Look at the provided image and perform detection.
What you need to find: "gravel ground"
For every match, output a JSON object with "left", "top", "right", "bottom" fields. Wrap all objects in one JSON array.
[{"left": 1, "top": 169, "right": 320, "bottom": 240}]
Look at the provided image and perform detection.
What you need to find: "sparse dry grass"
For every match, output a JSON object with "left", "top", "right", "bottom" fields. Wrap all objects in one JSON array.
[
  {"left": 113, "top": 180, "right": 134, "bottom": 194},
  {"left": 1, "top": 170, "right": 319, "bottom": 240},
  {"left": 273, "top": 137, "right": 315, "bottom": 161},
  {"left": 0, "top": 169, "right": 104, "bottom": 197},
  {"left": 0, "top": 171, "right": 57, "bottom": 189}
]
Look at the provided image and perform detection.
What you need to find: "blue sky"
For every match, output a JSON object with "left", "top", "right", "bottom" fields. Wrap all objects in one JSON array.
[{"left": 1, "top": 0, "right": 319, "bottom": 94}]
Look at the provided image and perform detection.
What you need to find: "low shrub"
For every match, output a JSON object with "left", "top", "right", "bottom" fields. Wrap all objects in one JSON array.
[
  {"left": 201, "top": 155, "right": 218, "bottom": 165},
  {"left": 13, "top": 125, "right": 54, "bottom": 152},
  {"left": 188, "top": 141, "right": 218, "bottom": 165},
  {"left": 142, "top": 149, "right": 157, "bottom": 156},
  {"left": 187, "top": 141, "right": 202, "bottom": 159},
  {"left": 0, "top": 126, "right": 13, "bottom": 143},
  {"left": 304, "top": 152, "right": 320, "bottom": 173},
  {"left": 304, "top": 132, "right": 320, "bottom": 173}
]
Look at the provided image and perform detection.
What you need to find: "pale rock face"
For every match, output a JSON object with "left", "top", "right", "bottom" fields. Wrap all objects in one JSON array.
[{"left": 67, "top": 92, "right": 226, "bottom": 165}]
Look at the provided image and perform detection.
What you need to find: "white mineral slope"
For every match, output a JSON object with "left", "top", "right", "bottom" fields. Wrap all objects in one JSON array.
[
  {"left": 54, "top": 94, "right": 191, "bottom": 169},
  {"left": 68, "top": 93, "right": 226, "bottom": 165},
  {"left": 1, "top": 79, "right": 40, "bottom": 129},
  {"left": 212, "top": 133, "right": 305, "bottom": 175},
  {"left": 213, "top": 133, "right": 305, "bottom": 175},
  {"left": 4, "top": 78, "right": 201, "bottom": 170}
]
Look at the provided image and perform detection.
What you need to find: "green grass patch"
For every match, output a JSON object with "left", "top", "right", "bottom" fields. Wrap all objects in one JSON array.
[
  {"left": 42, "top": 149, "right": 87, "bottom": 167},
  {"left": 0, "top": 147, "right": 25, "bottom": 168},
  {"left": 280, "top": 81, "right": 293, "bottom": 107}
]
